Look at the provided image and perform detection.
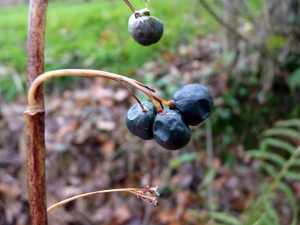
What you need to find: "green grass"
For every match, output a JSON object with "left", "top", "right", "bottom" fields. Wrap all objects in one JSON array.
[
  {"left": 43, "top": 0, "right": 218, "bottom": 73},
  {"left": 0, "top": 0, "right": 219, "bottom": 101}
]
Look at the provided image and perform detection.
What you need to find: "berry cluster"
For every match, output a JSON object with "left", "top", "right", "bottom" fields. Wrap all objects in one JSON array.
[
  {"left": 123, "top": 1, "right": 212, "bottom": 150},
  {"left": 126, "top": 84, "right": 213, "bottom": 150}
]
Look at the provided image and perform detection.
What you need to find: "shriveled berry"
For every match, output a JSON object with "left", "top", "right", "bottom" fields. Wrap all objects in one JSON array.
[
  {"left": 153, "top": 109, "right": 191, "bottom": 150},
  {"left": 126, "top": 101, "right": 157, "bottom": 140},
  {"left": 128, "top": 8, "right": 164, "bottom": 46},
  {"left": 171, "top": 83, "right": 213, "bottom": 126}
]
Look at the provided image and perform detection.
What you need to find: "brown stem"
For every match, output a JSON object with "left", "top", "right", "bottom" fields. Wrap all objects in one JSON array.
[
  {"left": 26, "top": 0, "right": 48, "bottom": 224},
  {"left": 24, "top": 69, "right": 172, "bottom": 114},
  {"left": 124, "top": 0, "right": 136, "bottom": 12},
  {"left": 47, "top": 187, "right": 159, "bottom": 214},
  {"left": 197, "top": 0, "right": 247, "bottom": 42},
  {"left": 119, "top": 82, "right": 146, "bottom": 111}
]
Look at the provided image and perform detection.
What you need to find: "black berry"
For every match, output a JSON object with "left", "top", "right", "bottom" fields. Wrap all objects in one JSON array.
[
  {"left": 128, "top": 8, "right": 164, "bottom": 46},
  {"left": 153, "top": 109, "right": 191, "bottom": 150},
  {"left": 126, "top": 101, "right": 157, "bottom": 140},
  {"left": 171, "top": 83, "right": 213, "bottom": 126}
]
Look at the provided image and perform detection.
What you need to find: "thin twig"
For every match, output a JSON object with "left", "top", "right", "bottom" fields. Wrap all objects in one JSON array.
[
  {"left": 241, "top": 0, "right": 259, "bottom": 30},
  {"left": 124, "top": 0, "right": 136, "bottom": 12},
  {"left": 119, "top": 81, "right": 145, "bottom": 110},
  {"left": 205, "top": 117, "right": 215, "bottom": 210},
  {"left": 197, "top": 0, "right": 247, "bottom": 42},
  {"left": 198, "top": 0, "right": 281, "bottom": 65},
  {"left": 47, "top": 187, "right": 159, "bottom": 214}
]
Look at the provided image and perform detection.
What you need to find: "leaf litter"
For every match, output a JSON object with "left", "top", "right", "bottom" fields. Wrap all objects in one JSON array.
[{"left": 0, "top": 35, "right": 299, "bottom": 225}]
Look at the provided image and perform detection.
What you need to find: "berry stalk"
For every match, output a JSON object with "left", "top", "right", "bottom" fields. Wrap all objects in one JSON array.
[
  {"left": 124, "top": 0, "right": 136, "bottom": 13},
  {"left": 25, "top": 69, "right": 171, "bottom": 115},
  {"left": 124, "top": 0, "right": 150, "bottom": 13},
  {"left": 47, "top": 186, "right": 159, "bottom": 214}
]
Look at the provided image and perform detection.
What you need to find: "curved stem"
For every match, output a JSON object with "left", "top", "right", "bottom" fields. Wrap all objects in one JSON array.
[
  {"left": 48, "top": 187, "right": 159, "bottom": 214},
  {"left": 25, "top": 69, "right": 171, "bottom": 115},
  {"left": 119, "top": 81, "right": 145, "bottom": 110}
]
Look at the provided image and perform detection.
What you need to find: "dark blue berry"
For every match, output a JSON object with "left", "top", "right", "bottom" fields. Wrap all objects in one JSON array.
[
  {"left": 171, "top": 83, "right": 213, "bottom": 126},
  {"left": 128, "top": 8, "right": 164, "bottom": 46},
  {"left": 126, "top": 101, "right": 157, "bottom": 140},
  {"left": 153, "top": 109, "right": 191, "bottom": 150}
]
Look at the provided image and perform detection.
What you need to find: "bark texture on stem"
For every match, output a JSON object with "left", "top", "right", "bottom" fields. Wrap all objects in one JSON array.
[
  {"left": 26, "top": 0, "right": 48, "bottom": 224},
  {"left": 26, "top": 112, "right": 47, "bottom": 224}
]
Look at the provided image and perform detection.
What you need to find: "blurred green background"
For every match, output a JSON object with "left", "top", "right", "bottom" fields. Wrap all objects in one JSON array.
[
  {"left": 0, "top": 0, "right": 219, "bottom": 100},
  {"left": 0, "top": 0, "right": 300, "bottom": 224}
]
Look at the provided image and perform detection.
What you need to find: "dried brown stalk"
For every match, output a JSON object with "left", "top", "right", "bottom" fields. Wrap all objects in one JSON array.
[{"left": 47, "top": 186, "right": 159, "bottom": 214}]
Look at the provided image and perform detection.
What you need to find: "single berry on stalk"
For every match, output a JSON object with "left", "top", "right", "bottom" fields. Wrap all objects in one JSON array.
[
  {"left": 170, "top": 83, "right": 213, "bottom": 126},
  {"left": 153, "top": 109, "right": 191, "bottom": 150},
  {"left": 128, "top": 8, "right": 164, "bottom": 46},
  {"left": 126, "top": 101, "right": 157, "bottom": 140}
]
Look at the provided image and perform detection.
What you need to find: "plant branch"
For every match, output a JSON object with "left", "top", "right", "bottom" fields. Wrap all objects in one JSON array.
[
  {"left": 47, "top": 186, "right": 159, "bottom": 214},
  {"left": 205, "top": 117, "right": 214, "bottom": 210},
  {"left": 26, "top": 0, "right": 48, "bottom": 224},
  {"left": 241, "top": 0, "right": 259, "bottom": 30},
  {"left": 197, "top": 0, "right": 247, "bottom": 42},
  {"left": 24, "top": 69, "right": 171, "bottom": 115}
]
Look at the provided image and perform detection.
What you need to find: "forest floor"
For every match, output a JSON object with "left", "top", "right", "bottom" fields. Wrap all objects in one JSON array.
[{"left": 1, "top": 34, "right": 300, "bottom": 225}]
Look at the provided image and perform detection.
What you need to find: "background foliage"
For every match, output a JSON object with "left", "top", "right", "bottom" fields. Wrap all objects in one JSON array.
[
  {"left": 0, "top": 0, "right": 217, "bottom": 101},
  {"left": 0, "top": 0, "right": 299, "bottom": 224}
]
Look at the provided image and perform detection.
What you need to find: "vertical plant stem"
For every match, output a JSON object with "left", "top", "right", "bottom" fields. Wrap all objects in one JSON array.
[
  {"left": 26, "top": 0, "right": 48, "bottom": 224},
  {"left": 197, "top": 0, "right": 246, "bottom": 41},
  {"left": 205, "top": 117, "right": 214, "bottom": 210}
]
